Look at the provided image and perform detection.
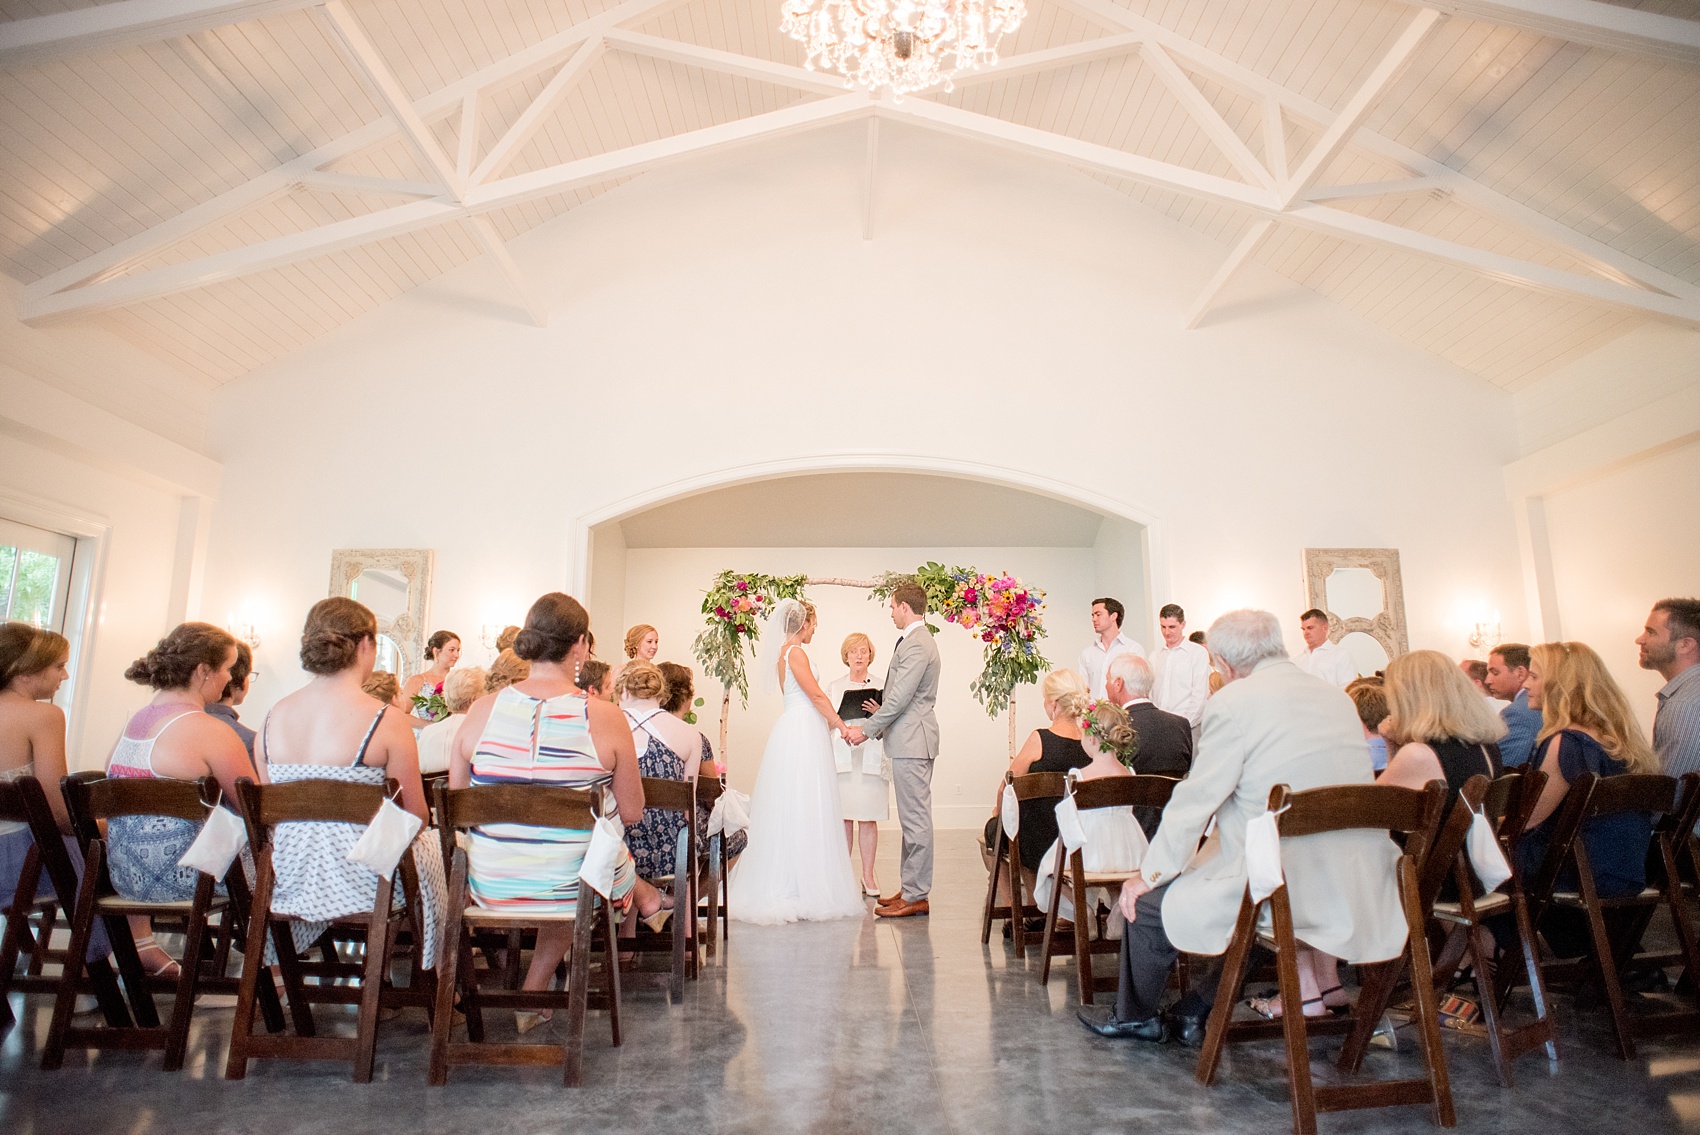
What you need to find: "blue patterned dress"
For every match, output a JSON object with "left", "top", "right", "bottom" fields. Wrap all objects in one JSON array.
[
  {"left": 626, "top": 709, "right": 689, "bottom": 880},
  {"left": 106, "top": 708, "right": 205, "bottom": 903}
]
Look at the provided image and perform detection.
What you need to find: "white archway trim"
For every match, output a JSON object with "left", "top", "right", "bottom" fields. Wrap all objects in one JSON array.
[{"left": 567, "top": 451, "right": 1169, "bottom": 615}]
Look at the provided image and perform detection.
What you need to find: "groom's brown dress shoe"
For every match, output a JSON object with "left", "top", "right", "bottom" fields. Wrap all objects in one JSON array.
[
  {"left": 877, "top": 892, "right": 904, "bottom": 908},
  {"left": 876, "top": 899, "right": 929, "bottom": 918}
]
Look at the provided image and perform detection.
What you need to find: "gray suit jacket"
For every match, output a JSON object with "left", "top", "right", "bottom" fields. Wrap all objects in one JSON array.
[{"left": 860, "top": 625, "right": 941, "bottom": 760}]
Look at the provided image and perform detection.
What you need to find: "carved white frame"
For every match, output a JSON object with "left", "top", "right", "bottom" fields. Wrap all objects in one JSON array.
[
  {"left": 1303, "top": 547, "right": 1409, "bottom": 660},
  {"left": 328, "top": 547, "right": 434, "bottom": 677}
]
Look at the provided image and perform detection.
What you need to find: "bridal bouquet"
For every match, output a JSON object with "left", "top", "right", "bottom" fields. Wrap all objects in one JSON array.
[{"left": 693, "top": 570, "right": 809, "bottom": 705}]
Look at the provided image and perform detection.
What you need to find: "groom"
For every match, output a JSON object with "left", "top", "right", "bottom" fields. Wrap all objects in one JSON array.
[{"left": 844, "top": 581, "right": 941, "bottom": 919}]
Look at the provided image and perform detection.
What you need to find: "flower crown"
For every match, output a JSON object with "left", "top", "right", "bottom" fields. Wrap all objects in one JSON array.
[{"left": 1078, "top": 699, "right": 1137, "bottom": 765}]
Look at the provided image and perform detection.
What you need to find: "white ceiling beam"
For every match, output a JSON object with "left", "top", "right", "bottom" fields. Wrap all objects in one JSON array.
[
  {"left": 603, "top": 29, "right": 850, "bottom": 96},
  {"left": 456, "top": 92, "right": 479, "bottom": 183},
  {"left": 0, "top": 0, "right": 315, "bottom": 71},
  {"left": 472, "top": 37, "right": 606, "bottom": 185},
  {"left": 1260, "top": 100, "right": 1287, "bottom": 185},
  {"left": 1395, "top": 0, "right": 1700, "bottom": 66},
  {"left": 1278, "top": 8, "right": 1444, "bottom": 208},
  {"left": 20, "top": 0, "right": 686, "bottom": 305},
  {"left": 861, "top": 118, "right": 879, "bottom": 242},
  {"left": 1140, "top": 42, "right": 1273, "bottom": 189},
  {"left": 948, "top": 31, "right": 1144, "bottom": 85},
  {"left": 1304, "top": 177, "right": 1439, "bottom": 202},
  {"left": 1048, "top": 0, "right": 1700, "bottom": 301},
  {"left": 21, "top": 94, "right": 872, "bottom": 321},
  {"left": 1184, "top": 219, "right": 1274, "bottom": 329},
  {"left": 468, "top": 216, "right": 547, "bottom": 327},
  {"left": 299, "top": 170, "right": 444, "bottom": 198},
  {"left": 318, "top": 0, "right": 463, "bottom": 200}
]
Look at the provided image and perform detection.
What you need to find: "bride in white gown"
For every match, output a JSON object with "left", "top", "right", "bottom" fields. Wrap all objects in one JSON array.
[{"left": 728, "top": 598, "right": 867, "bottom": 924}]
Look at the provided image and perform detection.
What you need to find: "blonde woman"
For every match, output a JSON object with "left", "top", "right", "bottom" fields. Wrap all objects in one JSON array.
[
  {"left": 624, "top": 624, "right": 659, "bottom": 664},
  {"left": 484, "top": 649, "right": 530, "bottom": 693},
  {"left": 983, "top": 669, "right": 1090, "bottom": 909},
  {"left": 1032, "top": 700, "right": 1143, "bottom": 926},
  {"left": 417, "top": 666, "right": 486, "bottom": 775},
  {"left": 827, "top": 632, "right": 888, "bottom": 896},
  {"left": 1520, "top": 642, "right": 1658, "bottom": 913}
]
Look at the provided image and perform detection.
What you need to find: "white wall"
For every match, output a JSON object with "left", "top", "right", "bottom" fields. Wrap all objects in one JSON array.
[
  {"left": 201, "top": 120, "right": 1530, "bottom": 731},
  {"left": 622, "top": 545, "right": 1095, "bottom": 828},
  {"left": 1542, "top": 437, "right": 1700, "bottom": 731}
]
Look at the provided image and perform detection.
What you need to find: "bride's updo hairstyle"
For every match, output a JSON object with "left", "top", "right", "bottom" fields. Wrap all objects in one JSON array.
[
  {"left": 127, "top": 622, "right": 237, "bottom": 690},
  {"left": 300, "top": 597, "right": 378, "bottom": 675},
  {"left": 513, "top": 593, "right": 589, "bottom": 664},
  {"left": 1040, "top": 668, "right": 1089, "bottom": 720},
  {"left": 615, "top": 659, "right": 668, "bottom": 703}
]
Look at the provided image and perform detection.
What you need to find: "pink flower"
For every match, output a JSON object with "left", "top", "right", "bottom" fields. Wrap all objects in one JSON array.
[
  {"left": 714, "top": 605, "right": 727, "bottom": 618},
  {"left": 963, "top": 587, "right": 977, "bottom": 604},
  {"left": 736, "top": 623, "right": 746, "bottom": 633},
  {"left": 737, "top": 580, "right": 749, "bottom": 592},
  {"left": 982, "top": 631, "right": 994, "bottom": 642}
]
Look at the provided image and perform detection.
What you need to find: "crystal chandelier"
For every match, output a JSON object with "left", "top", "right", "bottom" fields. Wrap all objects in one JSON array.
[{"left": 779, "top": 0, "right": 1028, "bottom": 97}]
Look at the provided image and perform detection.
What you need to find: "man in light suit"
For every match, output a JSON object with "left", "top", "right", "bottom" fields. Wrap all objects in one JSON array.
[
  {"left": 844, "top": 581, "right": 941, "bottom": 918},
  {"left": 1078, "top": 609, "right": 1402, "bottom": 1047}
]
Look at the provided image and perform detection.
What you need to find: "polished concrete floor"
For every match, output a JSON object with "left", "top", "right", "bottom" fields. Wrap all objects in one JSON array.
[{"left": 3, "top": 836, "right": 1697, "bottom": 1134}]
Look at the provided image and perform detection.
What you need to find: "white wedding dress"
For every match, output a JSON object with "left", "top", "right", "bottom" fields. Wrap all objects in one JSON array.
[{"left": 728, "top": 645, "right": 866, "bottom": 925}]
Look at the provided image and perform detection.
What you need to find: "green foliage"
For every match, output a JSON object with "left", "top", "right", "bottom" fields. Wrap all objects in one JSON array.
[
  {"left": 410, "top": 691, "right": 448, "bottom": 723},
  {"left": 691, "top": 570, "right": 809, "bottom": 707},
  {"left": 0, "top": 547, "right": 61, "bottom": 627}
]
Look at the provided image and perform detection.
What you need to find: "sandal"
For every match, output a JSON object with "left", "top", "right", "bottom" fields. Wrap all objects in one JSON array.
[
  {"left": 515, "top": 1010, "right": 552, "bottom": 1035},
  {"left": 1245, "top": 986, "right": 1351, "bottom": 1020},
  {"left": 134, "top": 935, "right": 181, "bottom": 980}
]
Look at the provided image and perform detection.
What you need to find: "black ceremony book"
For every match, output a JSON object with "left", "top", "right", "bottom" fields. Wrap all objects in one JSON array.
[{"left": 837, "top": 688, "right": 881, "bottom": 721}]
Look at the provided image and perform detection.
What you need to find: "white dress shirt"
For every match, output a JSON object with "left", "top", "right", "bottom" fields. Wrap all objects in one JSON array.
[
  {"left": 1297, "top": 639, "right": 1359, "bottom": 688},
  {"left": 1151, "top": 640, "right": 1212, "bottom": 727},
  {"left": 1079, "top": 632, "right": 1146, "bottom": 699}
]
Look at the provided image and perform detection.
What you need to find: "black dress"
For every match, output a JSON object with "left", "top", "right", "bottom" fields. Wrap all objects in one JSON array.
[
  {"left": 1017, "top": 729, "right": 1090, "bottom": 872},
  {"left": 1427, "top": 737, "right": 1501, "bottom": 901}
]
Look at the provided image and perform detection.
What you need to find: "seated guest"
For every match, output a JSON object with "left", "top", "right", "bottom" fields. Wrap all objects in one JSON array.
[
  {"left": 982, "top": 670, "right": 1089, "bottom": 907},
  {"left": 451, "top": 593, "right": 670, "bottom": 1030},
  {"left": 1346, "top": 676, "right": 1390, "bottom": 772},
  {"left": 0, "top": 623, "right": 108, "bottom": 959},
  {"left": 575, "top": 658, "right": 612, "bottom": 701},
  {"left": 205, "top": 640, "right": 257, "bottom": 760},
  {"left": 484, "top": 649, "right": 530, "bottom": 693},
  {"left": 402, "top": 630, "right": 461, "bottom": 721},
  {"left": 109, "top": 623, "right": 255, "bottom": 977},
  {"left": 1637, "top": 598, "right": 1700, "bottom": 778},
  {"left": 617, "top": 661, "right": 705, "bottom": 881},
  {"left": 417, "top": 666, "right": 485, "bottom": 775},
  {"left": 1079, "top": 609, "right": 1405, "bottom": 1044},
  {"left": 1032, "top": 701, "right": 1143, "bottom": 925},
  {"left": 257, "top": 599, "right": 446, "bottom": 973},
  {"left": 658, "top": 661, "right": 745, "bottom": 864},
  {"left": 1485, "top": 643, "right": 1541, "bottom": 767},
  {"left": 1378, "top": 650, "right": 1504, "bottom": 799},
  {"left": 496, "top": 625, "right": 520, "bottom": 654},
  {"left": 362, "top": 670, "right": 407, "bottom": 710},
  {"left": 1460, "top": 658, "right": 1505, "bottom": 707},
  {"left": 1191, "top": 631, "right": 1225, "bottom": 697},
  {"left": 1514, "top": 641, "right": 1659, "bottom": 959},
  {"left": 1105, "top": 653, "right": 1191, "bottom": 835}
]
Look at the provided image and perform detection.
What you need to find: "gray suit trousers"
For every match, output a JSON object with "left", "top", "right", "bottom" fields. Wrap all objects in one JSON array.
[{"left": 890, "top": 757, "right": 934, "bottom": 902}]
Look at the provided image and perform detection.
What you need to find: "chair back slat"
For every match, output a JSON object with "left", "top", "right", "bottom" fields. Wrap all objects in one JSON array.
[
  {"left": 697, "top": 777, "right": 726, "bottom": 808},
  {"left": 238, "top": 776, "right": 393, "bottom": 828},
  {"left": 1010, "top": 771, "right": 1069, "bottom": 803},
  {"left": 434, "top": 781, "right": 602, "bottom": 833},
  {"left": 1271, "top": 781, "right": 1444, "bottom": 840},
  {"left": 640, "top": 777, "right": 695, "bottom": 815},
  {"left": 2, "top": 776, "right": 84, "bottom": 908},
  {"left": 1070, "top": 774, "right": 1178, "bottom": 812},
  {"left": 70, "top": 774, "right": 216, "bottom": 824},
  {"left": 0, "top": 779, "right": 31, "bottom": 824},
  {"left": 1523, "top": 772, "right": 1597, "bottom": 901},
  {"left": 1583, "top": 773, "right": 1678, "bottom": 820},
  {"left": 1665, "top": 772, "right": 1700, "bottom": 838}
]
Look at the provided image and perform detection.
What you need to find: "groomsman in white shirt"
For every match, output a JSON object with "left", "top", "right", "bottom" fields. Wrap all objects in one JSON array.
[
  {"left": 1150, "top": 603, "right": 1210, "bottom": 731},
  {"left": 1295, "top": 608, "right": 1358, "bottom": 688},
  {"left": 1079, "top": 597, "right": 1145, "bottom": 699}
]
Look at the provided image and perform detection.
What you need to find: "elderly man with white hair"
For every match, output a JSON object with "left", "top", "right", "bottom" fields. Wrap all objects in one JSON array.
[
  {"left": 1078, "top": 609, "right": 1403, "bottom": 1047},
  {"left": 1105, "top": 653, "right": 1193, "bottom": 781}
]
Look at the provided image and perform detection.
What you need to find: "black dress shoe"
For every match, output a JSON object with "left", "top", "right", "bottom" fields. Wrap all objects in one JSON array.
[
  {"left": 1170, "top": 1011, "right": 1208, "bottom": 1050},
  {"left": 1077, "top": 1007, "right": 1169, "bottom": 1043}
]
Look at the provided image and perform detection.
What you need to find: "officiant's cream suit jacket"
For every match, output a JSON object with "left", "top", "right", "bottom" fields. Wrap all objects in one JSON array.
[
  {"left": 861, "top": 626, "right": 941, "bottom": 759},
  {"left": 1139, "top": 657, "right": 1407, "bottom": 964}
]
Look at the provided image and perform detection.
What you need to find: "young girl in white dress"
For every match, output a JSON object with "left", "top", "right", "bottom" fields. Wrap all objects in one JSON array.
[{"left": 728, "top": 599, "right": 866, "bottom": 925}]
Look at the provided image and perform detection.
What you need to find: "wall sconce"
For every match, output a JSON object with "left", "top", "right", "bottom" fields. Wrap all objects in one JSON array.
[
  {"left": 229, "top": 620, "right": 261, "bottom": 651},
  {"left": 481, "top": 624, "right": 508, "bottom": 651},
  {"left": 1467, "top": 611, "right": 1501, "bottom": 652}
]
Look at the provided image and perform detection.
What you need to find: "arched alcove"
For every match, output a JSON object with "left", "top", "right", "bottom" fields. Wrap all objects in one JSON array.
[{"left": 573, "top": 459, "right": 1158, "bottom": 828}]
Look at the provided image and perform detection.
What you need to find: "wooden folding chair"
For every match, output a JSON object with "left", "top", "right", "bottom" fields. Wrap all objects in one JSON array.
[
  {"left": 981, "top": 771, "right": 1067, "bottom": 959},
  {"left": 1428, "top": 771, "right": 1559, "bottom": 1087},
  {"left": 1195, "top": 781, "right": 1455, "bottom": 1135},
  {"left": 1527, "top": 772, "right": 1700, "bottom": 1060},
  {"left": 45, "top": 774, "right": 280, "bottom": 1071},
  {"left": 621, "top": 777, "right": 697, "bottom": 1002},
  {"left": 225, "top": 776, "right": 426, "bottom": 1083},
  {"left": 428, "top": 780, "right": 622, "bottom": 1087},
  {"left": 0, "top": 775, "right": 130, "bottom": 1033},
  {"left": 695, "top": 776, "right": 733, "bottom": 956},
  {"left": 1037, "top": 773, "right": 1179, "bottom": 1004}
]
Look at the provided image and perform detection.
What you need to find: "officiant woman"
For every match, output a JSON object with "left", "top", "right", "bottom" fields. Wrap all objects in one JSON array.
[{"left": 828, "top": 633, "right": 888, "bottom": 897}]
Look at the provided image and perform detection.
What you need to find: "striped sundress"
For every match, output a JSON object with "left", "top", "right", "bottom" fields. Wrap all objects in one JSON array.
[{"left": 466, "top": 686, "right": 635, "bottom": 914}]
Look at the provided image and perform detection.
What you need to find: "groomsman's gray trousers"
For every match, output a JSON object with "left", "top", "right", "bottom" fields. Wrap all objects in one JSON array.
[{"left": 891, "top": 757, "right": 934, "bottom": 902}]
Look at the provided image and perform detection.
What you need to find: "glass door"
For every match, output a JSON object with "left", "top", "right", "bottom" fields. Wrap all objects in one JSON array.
[{"left": 0, "top": 516, "right": 78, "bottom": 632}]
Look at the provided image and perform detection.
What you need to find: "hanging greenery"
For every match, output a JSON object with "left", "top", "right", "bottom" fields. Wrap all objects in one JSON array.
[{"left": 691, "top": 570, "right": 809, "bottom": 706}]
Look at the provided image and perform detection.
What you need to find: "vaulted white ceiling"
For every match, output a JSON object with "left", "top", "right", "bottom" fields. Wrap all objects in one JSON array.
[{"left": 1, "top": 0, "right": 1696, "bottom": 392}]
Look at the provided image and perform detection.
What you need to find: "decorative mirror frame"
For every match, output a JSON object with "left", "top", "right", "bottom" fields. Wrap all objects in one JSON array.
[
  {"left": 328, "top": 548, "right": 434, "bottom": 677},
  {"left": 1303, "top": 547, "right": 1409, "bottom": 660}
]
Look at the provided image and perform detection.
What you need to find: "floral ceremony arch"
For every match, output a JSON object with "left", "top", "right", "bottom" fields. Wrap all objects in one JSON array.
[{"left": 691, "top": 564, "right": 1050, "bottom": 761}]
